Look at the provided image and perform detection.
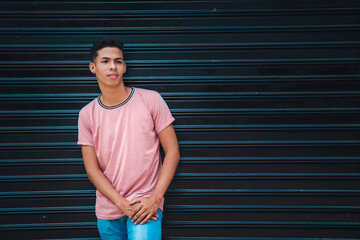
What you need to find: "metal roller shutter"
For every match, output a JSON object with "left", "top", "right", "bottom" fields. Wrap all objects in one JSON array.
[{"left": 0, "top": 1, "right": 359, "bottom": 239}]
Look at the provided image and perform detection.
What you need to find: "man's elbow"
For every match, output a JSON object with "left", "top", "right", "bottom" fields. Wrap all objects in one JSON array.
[
  {"left": 166, "top": 148, "right": 180, "bottom": 162},
  {"left": 85, "top": 167, "right": 102, "bottom": 183},
  {"left": 174, "top": 151, "right": 181, "bottom": 162}
]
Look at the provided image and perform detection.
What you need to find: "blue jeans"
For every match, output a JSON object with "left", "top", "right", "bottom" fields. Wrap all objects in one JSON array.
[{"left": 97, "top": 209, "right": 163, "bottom": 240}]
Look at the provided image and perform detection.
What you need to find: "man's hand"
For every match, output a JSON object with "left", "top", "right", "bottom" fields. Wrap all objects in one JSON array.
[
  {"left": 118, "top": 198, "right": 158, "bottom": 222},
  {"left": 129, "top": 196, "right": 161, "bottom": 224},
  {"left": 118, "top": 198, "right": 141, "bottom": 219}
]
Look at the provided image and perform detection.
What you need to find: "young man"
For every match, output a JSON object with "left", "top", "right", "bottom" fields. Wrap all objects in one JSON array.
[{"left": 77, "top": 38, "right": 180, "bottom": 239}]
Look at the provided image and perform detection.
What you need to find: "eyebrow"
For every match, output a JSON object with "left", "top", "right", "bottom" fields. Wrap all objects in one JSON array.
[{"left": 100, "top": 57, "right": 123, "bottom": 60}]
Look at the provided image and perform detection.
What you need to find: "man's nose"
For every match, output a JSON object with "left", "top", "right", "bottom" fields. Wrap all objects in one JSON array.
[{"left": 109, "top": 60, "right": 116, "bottom": 69}]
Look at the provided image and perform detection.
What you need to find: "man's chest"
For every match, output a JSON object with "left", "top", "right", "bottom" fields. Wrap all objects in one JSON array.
[{"left": 92, "top": 103, "right": 155, "bottom": 143}]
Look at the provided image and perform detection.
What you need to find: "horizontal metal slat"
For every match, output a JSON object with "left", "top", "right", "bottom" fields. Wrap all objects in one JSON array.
[
  {"left": 28, "top": 237, "right": 360, "bottom": 240},
  {"left": 175, "top": 173, "right": 360, "bottom": 179},
  {"left": 165, "top": 238, "right": 360, "bottom": 240},
  {"left": 1, "top": 140, "right": 360, "bottom": 149},
  {"left": 1, "top": 189, "right": 359, "bottom": 198},
  {"left": 1, "top": 7, "right": 359, "bottom": 17},
  {"left": 1, "top": 157, "right": 360, "bottom": 166},
  {"left": 0, "top": 1, "right": 358, "bottom": 10},
  {"left": 37, "top": 238, "right": 99, "bottom": 240},
  {"left": 1, "top": 58, "right": 360, "bottom": 68},
  {"left": 1, "top": 205, "right": 359, "bottom": 215},
  {"left": 0, "top": 221, "right": 359, "bottom": 231},
  {"left": 1, "top": 124, "right": 360, "bottom": 133},
  {"left": 167, "top": 189, "right": 360, "bottom": 196},
  {"left": 178, "top": 157, "right": 360, "bottom": 164},
  {"left": 1, "top": 74, "right": 358, "bottom": 84},
  {"left": 1, "top": 41, "right": 360, "bottom": 51},
  {"left": 1, "top": 108, "right": 360, "bottom": 117},
  {"left": 0, "top": 24, "right": 359, "bottom": 34},
  {"left": 1, "top": 173, "right": 359, "bottom": 182},
  {"left": 1, "top": 91, "right": 359, "bottom": 101},
  {"left": 0, "top": 222, "right": 96, "bottom": 231},
  {"left": 165, "top": 221, "right": 360, "bottom": 228},
  {"left": 166, "top": 205, "right": 360, "bottom": 212},
  {"left": 0, "top": 206, "right": 94, "bottom": 214},
  {"left": 0, "top": 190, "right": 95, "bottom": 198}
]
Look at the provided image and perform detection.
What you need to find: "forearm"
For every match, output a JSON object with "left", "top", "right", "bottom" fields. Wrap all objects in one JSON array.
[
  {"left": 151, "top": 150, "right": 180, "bottom": 201},
  {"left": 128, "top": 124, "right": 180, "bottom": 224},
  {"left": 81, "top": 146, "right": 126, "bottom": 209},
  {"left": 131, "top": 150, "right": 180, "bottom": 224}
]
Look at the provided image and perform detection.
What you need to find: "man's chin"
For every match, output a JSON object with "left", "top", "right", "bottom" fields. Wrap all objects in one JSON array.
[{"left": 98, "top": 80, "right": 123, "bottom": 89}]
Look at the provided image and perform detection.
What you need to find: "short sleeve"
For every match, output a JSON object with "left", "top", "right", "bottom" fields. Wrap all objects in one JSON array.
[
  {"left": 77, "top": 108, "right": 95, "bottom": 147},
  {"left": 151, "top": 92, "right": 175, "bottom": 134}
]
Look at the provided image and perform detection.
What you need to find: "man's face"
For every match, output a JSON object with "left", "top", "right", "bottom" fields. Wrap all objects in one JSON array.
[{"left": 89, "top": 47, "right": 127, "bottom": 89}]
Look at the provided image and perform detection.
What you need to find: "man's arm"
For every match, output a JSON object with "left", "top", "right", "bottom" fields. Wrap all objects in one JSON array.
[
  {"left": 81, "top": 145, "right": 154, "bottom": 219},
  {"left": 130, "top": 123, "right": 180, "bottom": 224}
]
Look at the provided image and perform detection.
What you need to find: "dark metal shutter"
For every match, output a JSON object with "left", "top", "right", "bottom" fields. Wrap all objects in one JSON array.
[{"left": 1, "top": 1, "right": 359, "bottom": 239}]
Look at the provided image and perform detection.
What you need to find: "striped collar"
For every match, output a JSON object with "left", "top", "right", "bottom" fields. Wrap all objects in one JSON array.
[{"left": 97, "top": 86, "right": 135, "bottom": 110}]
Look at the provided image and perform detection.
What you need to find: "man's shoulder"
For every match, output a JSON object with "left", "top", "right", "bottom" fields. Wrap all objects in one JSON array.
[
  {"left": 135, "top": 87, "right": 159, "bottom": 96},
  {"left": 134, "top": 87, "right": 161, "bottom": 100}
]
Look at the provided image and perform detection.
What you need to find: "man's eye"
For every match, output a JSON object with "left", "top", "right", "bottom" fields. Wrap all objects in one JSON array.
[
  {"left": 117, "top": 61, "right": 122, "bottom": 64},
  {"left": 102, "top": 60, "right": 108, "bottom": 63}
]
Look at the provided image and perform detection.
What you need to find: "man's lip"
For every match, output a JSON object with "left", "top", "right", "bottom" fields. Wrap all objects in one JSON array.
[{"left": 107, "top": 74, "right": 119, "bottom": 78}]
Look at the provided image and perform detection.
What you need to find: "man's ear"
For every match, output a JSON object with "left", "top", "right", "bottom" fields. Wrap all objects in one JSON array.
[
  {"left": 89, "top": 62, "right": 95, "bottom": 74},
  {"left": 123, "top": 62, "right": 127, "bottom": 73}
]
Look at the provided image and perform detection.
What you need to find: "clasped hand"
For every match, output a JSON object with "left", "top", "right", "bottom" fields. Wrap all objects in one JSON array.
[{"left": 121, "top": 196, "right": 160, "bottom": 225}]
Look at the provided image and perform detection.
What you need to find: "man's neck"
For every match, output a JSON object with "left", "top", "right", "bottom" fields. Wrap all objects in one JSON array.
[{"left": 99, "top": 84, "right": 132, "bottom": 107}]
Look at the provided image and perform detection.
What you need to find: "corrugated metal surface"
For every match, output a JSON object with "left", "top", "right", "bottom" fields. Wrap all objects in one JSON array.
[{"left": 1, "top": 0, "right": 359, "bottom": 239}]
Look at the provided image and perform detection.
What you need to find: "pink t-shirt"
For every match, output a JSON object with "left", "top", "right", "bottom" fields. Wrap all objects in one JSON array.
[{"left": 77, "top": 86, "right": 175, "bottom": 220}]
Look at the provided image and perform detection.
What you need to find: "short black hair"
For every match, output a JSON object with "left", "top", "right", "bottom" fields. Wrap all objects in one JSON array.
[{"left": 90, "top": 38, "right": 124, "bottom": 62}]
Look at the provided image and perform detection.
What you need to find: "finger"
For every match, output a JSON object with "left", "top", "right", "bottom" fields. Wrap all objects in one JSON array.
[
  {"left": 140, "top": 209, "right": 157, "bottom": 225},
  {"left": 129, "top": 198, "right": 141, "bottom": 205},
  {"left": 132, "top": 208, "right": 145, "bottom": 222},
  {"left": 132, "top": 206, "right": 149, "bottom": 223},
  {"left": 141, "top": 213, "right": 155, "bottom": 225},
  {"left": 130, "top": 204, "right": 142, "bottom": 219},
  {"left": 134, "top": 211, "right": 148, "bottom": 225}
]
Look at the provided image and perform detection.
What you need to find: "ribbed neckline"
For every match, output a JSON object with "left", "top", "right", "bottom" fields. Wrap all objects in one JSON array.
[{"left": 97, "top": 86, "right": 135, "bottom": 110}]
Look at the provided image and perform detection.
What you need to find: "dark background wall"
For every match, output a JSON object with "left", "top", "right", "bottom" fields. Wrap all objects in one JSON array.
[{"left": 0, "top": 1, "right": 359, "bottom": 239}]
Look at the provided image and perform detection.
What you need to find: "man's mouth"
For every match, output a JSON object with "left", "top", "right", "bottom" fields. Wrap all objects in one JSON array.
[{"left": 107, "top": 74, "right": 119, "bottom": 80}]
